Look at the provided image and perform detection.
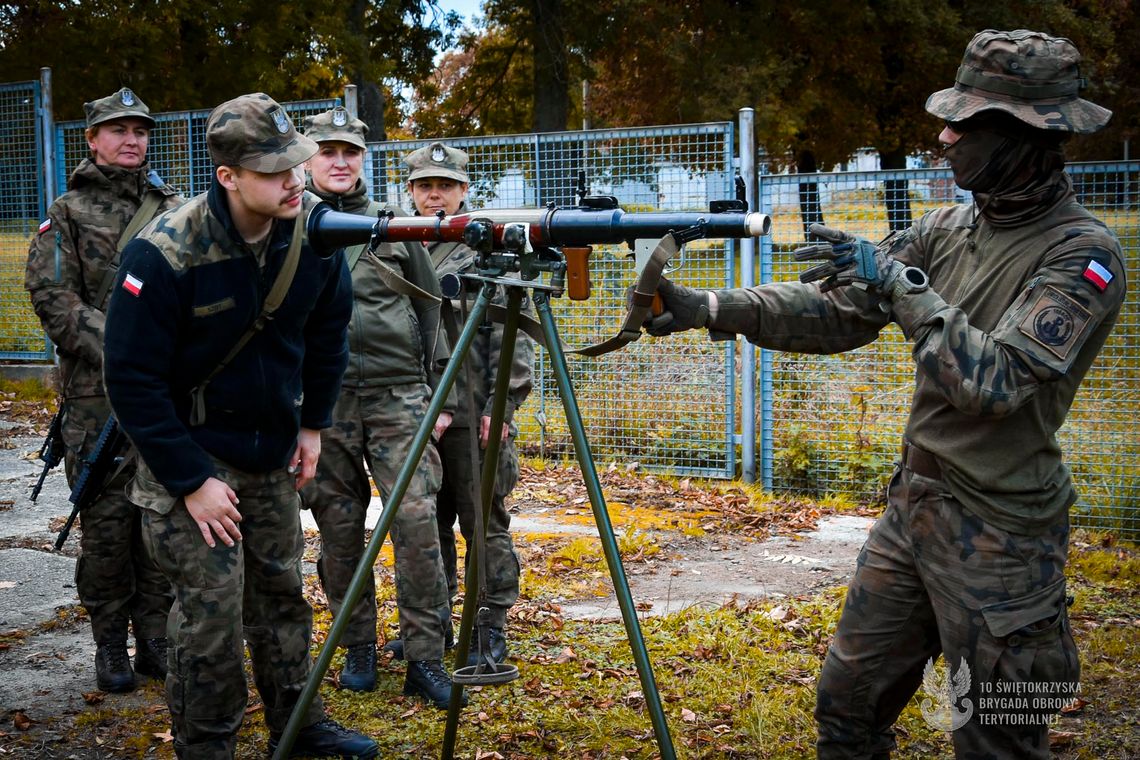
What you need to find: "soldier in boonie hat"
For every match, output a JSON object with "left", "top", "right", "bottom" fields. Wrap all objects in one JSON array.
[
  {"left": 926, "top": 29, "right": 1111, "bottom": 134},
  {"left": 206, "top": 92, "right": 317, "bottom": 173},
  {"left": 302, "top": 106, "right": 368, "bottom": 149},
  {"left": 405, "top": 142, "right": 469, "bottom": 183},
  {"left": 84, "top": 87, "right": 156, "bottom": 130}
]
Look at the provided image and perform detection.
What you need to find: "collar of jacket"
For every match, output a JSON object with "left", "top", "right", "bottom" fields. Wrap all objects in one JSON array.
[
  {"left": 67, "top": 157, "right": 151, "bottom": 196},
  {"left": 305, "top": 177, "right": 370, "bottom": 214}
]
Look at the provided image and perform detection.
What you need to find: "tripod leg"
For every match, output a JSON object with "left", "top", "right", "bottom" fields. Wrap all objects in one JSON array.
[
  {"left": 532, "top": 291, "right": 678, "bottom": 760},
  {"left": 273, "top": 287, "right": 493, "bottom": 760},
  {"left": 442, "top": 285, "right": 522, "bottom": 758}
]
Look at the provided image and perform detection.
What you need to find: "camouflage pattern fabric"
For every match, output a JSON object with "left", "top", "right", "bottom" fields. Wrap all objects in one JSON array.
[
  {"left": 84, "top": 87, "right": 155, "bottom": 129},
  {"left": 816, "top": 465, "right": 1078, "bottom": 759},
  {"left": 64, "top": 396, "right": 172, "bottom": 643},
  {"left": 134, "top": 457, "right": 325, "bottom": 758},
  {"left": 25, "top": 159, "right": 180, "bottom": 398},
  {"left": 205, "top": 92, "right": 316, "bottom": 173},
  {"left": 925, "top": 30, "right": 1112, "bottom": 134},
  {"left": 24, "top": 159, "right": 179, "bottom": 645},
  {"left": 430, "top": 235, "right": 533, "bottom": 618},
  {"left": 405, "top": 142, "right": 469, "bottom": 183},
  {"left": 302, "top": 384, "right": 450, "bottom": 661},
  {"left": 711, "top": 179, "right": 1124, "bottom": 535}
]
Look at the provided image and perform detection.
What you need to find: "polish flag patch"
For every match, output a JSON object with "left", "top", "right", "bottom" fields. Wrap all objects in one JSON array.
[
  {"left": 38, "top": 218, "right": 51, "bottom": 233},
  {"left": 122, "top": 272, "right": 144, "bottom": 297},
  {"left": 1082, "top": 259, "right": 1113, "bottom": 292}
]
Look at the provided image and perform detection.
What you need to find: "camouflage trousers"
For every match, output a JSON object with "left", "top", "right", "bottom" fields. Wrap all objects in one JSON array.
[
  {"left": 816, "top": 461, "right": 1078, "bottom": 759},
  {"left": 436, "top": 425, "right": 521, "bottom": 628},
  {"left": 302, "top": 383, "right": 450, "bottom": 662},
  {"left": 134, "top": 457, "right": 326, "bottom": 759},
  {"left": 62, "top": 396, "right": 171, "bottom": 644}
]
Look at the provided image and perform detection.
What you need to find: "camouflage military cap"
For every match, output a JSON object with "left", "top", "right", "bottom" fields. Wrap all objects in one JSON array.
[
  {"left": 205, "top": 92, "right": 317, "bottom": 172},
  {"left": 405, "top": 142, "right": 469, "bottom": 183},
  {"left": 926, "top": 29, "right": 1111, "bottom": 134},
  {"left": 84, "top": 88, "right": 155, "bottom": 129},
  {"left": 302, "top": 107, "right": 368, "bottom": 149}
]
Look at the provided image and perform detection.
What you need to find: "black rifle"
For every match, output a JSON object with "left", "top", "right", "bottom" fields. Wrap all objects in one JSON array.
[
  {"left": 55, "top": 416, "right": 130, "bottom": 550},
  {"left": 31, "top": 403, "right": 66, "bottom": 502}
]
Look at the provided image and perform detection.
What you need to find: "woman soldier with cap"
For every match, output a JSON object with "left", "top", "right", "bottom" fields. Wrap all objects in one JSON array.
[
  {"left": 25, "top": 88, "right": 181, "bottom": 693},
  {"left": 300, "top": 108, "right": 461, "bottom": 709},
  {"left": 641, "top": 30, "right": 1125, "bottom": 759}
]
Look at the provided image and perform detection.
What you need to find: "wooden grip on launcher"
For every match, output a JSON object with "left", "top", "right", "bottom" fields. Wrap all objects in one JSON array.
[{"left": 564, "top": 246, "right": 592, "bottom": 301}]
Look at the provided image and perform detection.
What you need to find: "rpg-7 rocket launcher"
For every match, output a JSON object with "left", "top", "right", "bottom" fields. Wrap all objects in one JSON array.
[{"left": 307, "top": 193, "right": 771, "bottom": 302}]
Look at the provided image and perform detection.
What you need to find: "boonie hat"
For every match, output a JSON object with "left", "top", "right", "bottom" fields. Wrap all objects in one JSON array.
[
  {"left": 205, "top": 93, "right": 317, "bottom": 172},
  {"left": 405, "top": 142, "right": 470, "bottom": 183},
  {"left": 302, "top": 107, "right": 368, "bottom": 149},
  {"left": 926, "top": 29, "right": 1111, "bottom": 134},
  {"left": 84, "top": 88, "right": 155, "bottom": 129}
]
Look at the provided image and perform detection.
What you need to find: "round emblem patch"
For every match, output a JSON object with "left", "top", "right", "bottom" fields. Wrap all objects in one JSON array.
[
  {"left": 431, "top": 145, "right": 446, "bottom": 162},
  {"left": 332, "top": 108, "right": 348, "bottom": 127},
  {"left": 1033, "top": 306, "right": 1075, "bottom": 346},
  {"left": 121, "top": 89, "right": 136, "bottom": 106},
  {"left": 271, "top": 108, "right": 290, "bottom": 134}
]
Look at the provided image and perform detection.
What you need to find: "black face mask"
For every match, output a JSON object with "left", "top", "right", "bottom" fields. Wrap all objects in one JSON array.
[{"left": 943, "top": 129, "right": 1012, "bottom": 192}]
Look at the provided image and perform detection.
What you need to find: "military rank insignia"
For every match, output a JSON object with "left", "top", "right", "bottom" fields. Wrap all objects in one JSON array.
[
  {"left": 1081, "top": 259, "right": 1113, "bottom": 292},
  {"left": 1017, "top": 285, "right": 1091, "bottom": 361}
]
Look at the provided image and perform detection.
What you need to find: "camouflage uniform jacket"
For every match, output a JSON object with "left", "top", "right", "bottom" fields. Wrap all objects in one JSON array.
[
  {"left": 103, "top": 180, "right": 352, "bottom": 497},
  {"left": 714, "top": 175, "right": 1125, "bottom": 534},
  {"left": 428, "top": 203, "right": 534, "bottom": 429},
  {"left": 308, "top": 180, "right": 453, "bottom": 407},
  {"left": 24, "top": 159, "right": 181, "bottom": 398}
]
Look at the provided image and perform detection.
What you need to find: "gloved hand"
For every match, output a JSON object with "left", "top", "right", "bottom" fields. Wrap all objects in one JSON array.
[
  {"left": 793, "top": 223, "right": 904, "bottom": 296},
  {"left": 629, "top": 278, "right": 711, "bottom": 337}
]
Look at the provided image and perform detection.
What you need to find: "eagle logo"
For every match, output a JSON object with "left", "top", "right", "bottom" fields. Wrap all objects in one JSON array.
[
  {"left": 431, "top": 145, "right": 446, "bottom": 162},
  {"left": 120, "top": 89, "right": 136, "bottom": 106},
  {"left": 332, "top": 108, "right": 348, "bottom": 127},
  {"left": 919, "top": 656, "right": 974, "bottom": 731}
]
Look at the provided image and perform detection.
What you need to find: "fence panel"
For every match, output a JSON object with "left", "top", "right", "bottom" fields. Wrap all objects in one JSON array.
[
  {"left": 369, "top": 123, "right": 739, "bottom": 477},
  {"left": 0, "top": 80, "right": 47, "bottom": 360},
  {"left": 756, "top": 163, "right": 1140, "bottom": 536}
]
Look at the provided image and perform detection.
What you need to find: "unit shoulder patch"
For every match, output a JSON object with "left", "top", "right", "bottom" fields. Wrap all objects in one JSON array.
[{"left": 1017, "top": 285, "right": 1092, "bottom": 361}]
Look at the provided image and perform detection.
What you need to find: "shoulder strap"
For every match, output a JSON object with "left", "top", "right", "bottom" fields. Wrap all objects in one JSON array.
[
  {"left": 188, "top": 214, "right": 304, "bottom": 426},
  {"left": 94, "top": 190, "right": 167, "bottom": 309},
  {"left": 346, "top": 200, "right": 385, "bottom": 271}
]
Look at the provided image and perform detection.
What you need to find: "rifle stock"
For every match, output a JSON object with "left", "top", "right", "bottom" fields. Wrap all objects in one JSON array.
[
  {"left": 31, "top": 403, "right": 66, "bottom": 502},
  {"left": 55, "top": 416, "right": 129, "bottom": 550}
]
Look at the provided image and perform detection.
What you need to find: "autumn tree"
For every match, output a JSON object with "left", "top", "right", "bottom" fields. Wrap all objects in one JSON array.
[{"left": 0, "top": 0, "right": 457, "bottom": 135}]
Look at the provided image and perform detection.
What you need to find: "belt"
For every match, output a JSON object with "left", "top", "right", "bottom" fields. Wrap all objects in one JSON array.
[{"left": 901, "top": 441, "right": 943, "bottom": 480}]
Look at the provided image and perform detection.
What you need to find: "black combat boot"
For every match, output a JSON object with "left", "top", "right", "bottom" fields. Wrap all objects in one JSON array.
[
  {"left": 339, "top": 643, "right": 377, "bottom": 692},
  {"left": 466, "top": 626, "right": 508, "bottom": 667},
  {"left": 268, "top": 718, "right": 378, "bottom": 758},
  {"left": 133, "top": 637, "right": 168, "bottom": 680},
  {"left": 94, "top": 641, "right": 136, "bottom": 693},
  {"left": 403, "top": 660, "right": 467, "bottom": 709}
]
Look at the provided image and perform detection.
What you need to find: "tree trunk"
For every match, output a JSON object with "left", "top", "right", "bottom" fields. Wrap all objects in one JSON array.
[
  {"left": 530, "top": 0, "right": 576, "bottom": 205},
  {"left": 879, "top": 147, "right": 913, "bottom": 231},
  {"left": 796, "top": 150, "right": 824, "bottom": 238}
]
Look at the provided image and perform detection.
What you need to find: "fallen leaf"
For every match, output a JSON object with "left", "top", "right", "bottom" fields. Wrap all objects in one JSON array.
[
  {"left": 0, "top": 581, "right": 17, "bottom": 590},
  {"left": 681, "top": 707, "right": 697, "bottom": 723},
  {"left": 554, "top": 646, "right": 577, "bottom": 664},
  {"left": 153, "top": 730, "right": 174, "bottom": 743},
  {"left": 12, "top": 711, "right": 32, "bottom": 730},
  {"left": 81, "top": 691, "right": 105, "bottom": 705}
]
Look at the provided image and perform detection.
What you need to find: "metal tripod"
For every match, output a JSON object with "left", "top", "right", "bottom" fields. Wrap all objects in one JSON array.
[{"left": 274, "top": 257, "right": 677, "bottom": 760}]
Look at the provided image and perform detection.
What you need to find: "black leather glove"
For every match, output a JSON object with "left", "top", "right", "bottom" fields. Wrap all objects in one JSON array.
[
  {"left": 629, "top": 277, "right": 711, "bottom": 337},
  {"left": 793, "top": 223, "right": 905, "bottom": 296}
]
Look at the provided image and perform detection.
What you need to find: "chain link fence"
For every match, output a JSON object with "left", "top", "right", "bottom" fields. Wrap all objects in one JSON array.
[
  {"left": 757, "top": 163, "right": 1140, "bottom": 536},
  {"left": 0, "top": 80, "right": 48, "bottom": 359},
  {"left": 2, "top": 79, "right": 1136, "bottom": 535},
  {"left": 369, "top": 124, "right": 740, "bottom": 478}
]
